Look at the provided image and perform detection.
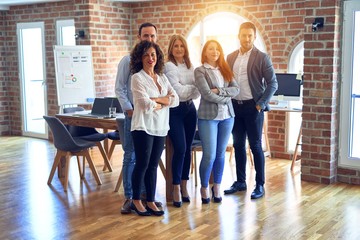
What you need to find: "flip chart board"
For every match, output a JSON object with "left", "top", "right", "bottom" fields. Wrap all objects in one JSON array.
[{"left": 54, "top": 45, "right": 95, "bottom": 105}]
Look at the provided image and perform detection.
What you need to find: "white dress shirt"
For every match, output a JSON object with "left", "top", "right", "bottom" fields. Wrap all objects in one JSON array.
[{"left": 233, "top": 49, "right": 253, "bottom": 100}]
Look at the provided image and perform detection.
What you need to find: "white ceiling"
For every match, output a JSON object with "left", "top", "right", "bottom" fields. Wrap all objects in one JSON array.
[
  {"left": 0, "top": 0, "right": 66, "bottom": 10},
  {"left": 0, "top": 0, "right": 153, "bottom": 11}
]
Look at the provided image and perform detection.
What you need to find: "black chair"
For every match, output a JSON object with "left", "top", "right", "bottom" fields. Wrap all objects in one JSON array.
[
  {"left": 43, "top": 116, "right": 102, "bottom": 191},
  {"left": 107, "top": 130, "right": 121, "bottom": 160},
  {"left": 63, "top": 107, "right": 113, "bottom": 172}
]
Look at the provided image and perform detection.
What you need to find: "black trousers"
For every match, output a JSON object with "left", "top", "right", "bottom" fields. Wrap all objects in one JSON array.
[
  {"left": 231, "top": 99, "right": 265, "bottom": 185},
  {"left": 168, "top": 101, "right": 197, "bottom": 184},
  {"left": 131, "top": 130, "right": 165, "bottom": 202}
]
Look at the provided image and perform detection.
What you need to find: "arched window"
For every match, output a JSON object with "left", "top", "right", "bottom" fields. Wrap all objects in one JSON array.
[
  {"left": 287, "top": 41, "right": 304, "bottom": 152},
  {"left": 186, "top": 12, "right": 266, "bottom": 68}
]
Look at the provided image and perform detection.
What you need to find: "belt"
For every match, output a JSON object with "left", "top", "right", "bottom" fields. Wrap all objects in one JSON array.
[
  {"left": 232, "top": 99, "right": 254, "bottom": 105},
  {"left": 181, "top": 100, "right": 193, "bottom": 105}
]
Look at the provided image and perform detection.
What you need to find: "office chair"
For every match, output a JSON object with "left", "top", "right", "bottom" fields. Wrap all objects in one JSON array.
[
  {"left": 63, "top": 107, "right": 113, "bottom": 172},
  {"left": 43, "top": 116, "right": 102, "bottom": 191}
]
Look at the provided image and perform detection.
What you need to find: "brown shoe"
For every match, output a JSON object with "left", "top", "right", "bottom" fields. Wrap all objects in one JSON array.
[{"left": 121, "top": 199, "right": 132, "bottom": 214}]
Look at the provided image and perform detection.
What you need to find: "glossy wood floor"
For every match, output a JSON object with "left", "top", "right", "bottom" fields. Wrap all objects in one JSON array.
[{"left": 1, "top": 136, "right": 360, "bottom": 240}]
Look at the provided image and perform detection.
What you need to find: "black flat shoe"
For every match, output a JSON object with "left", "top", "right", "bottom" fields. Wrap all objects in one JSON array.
[
  {"left": 182, "top": 196, "right": 190, "bottom": 202},
  {"left": 130, "top": 202, "right": 151, "bottom": 216},
  {"left": 211, "top": 186, "right": 222, "bottom": 203},
  {"left": 173, "top": 201, "right": 182, "bottom": 208},
  {"left": 146, "top": 206, "right": 164, "bottom": 216},
  {"left": 201, "top": 197, "right": 210, "bottom": 204}
]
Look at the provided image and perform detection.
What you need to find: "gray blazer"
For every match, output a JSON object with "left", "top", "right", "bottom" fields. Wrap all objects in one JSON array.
[
  {"left": 194, "top": 65, "right": 240, "bottom": 120},
  {"left": 227, "top": 47, "right": 278, "bottom": 111}
]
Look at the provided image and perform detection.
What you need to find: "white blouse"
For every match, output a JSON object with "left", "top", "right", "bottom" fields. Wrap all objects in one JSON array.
[
  {"left": 130, "top": 69, "right": 179, "bottom": 136},
  {"left": 164, "top": 62, "right": 200, "bottom": 102}
]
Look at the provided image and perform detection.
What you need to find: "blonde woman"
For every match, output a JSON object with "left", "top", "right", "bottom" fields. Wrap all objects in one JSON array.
[{"left": 164, "top": 35, "right": 200, "bottom": 207}]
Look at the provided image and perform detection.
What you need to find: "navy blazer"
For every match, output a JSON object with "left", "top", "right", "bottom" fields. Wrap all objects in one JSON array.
[
  {"left": 194, "top": 65, "right": 240, "bottom": 120},
  {"left": 227, "top": 47, "right": 278, "bottom": 111}
]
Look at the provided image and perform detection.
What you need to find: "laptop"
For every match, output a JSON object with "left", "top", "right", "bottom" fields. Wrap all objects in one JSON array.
[{"left": 73, "top": 98, "right": 119, "bottom": 118}]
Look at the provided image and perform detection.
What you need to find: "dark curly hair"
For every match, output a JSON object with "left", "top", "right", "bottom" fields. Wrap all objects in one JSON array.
[{"left": 130, "top": 41, "right": 165, "bottom": 75}]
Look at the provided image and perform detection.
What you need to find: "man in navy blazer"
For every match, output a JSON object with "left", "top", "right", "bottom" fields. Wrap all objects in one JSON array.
[{"left": 225, "top": 22, "right": 278, "bottom": 199}]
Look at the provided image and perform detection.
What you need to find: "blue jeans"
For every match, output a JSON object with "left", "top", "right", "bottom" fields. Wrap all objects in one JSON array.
[
  {"left": 168, "top": 101, "right": 197, "bottom": 185},
  {"left": 198, "top": 117, "right": 234, "bottom": 188},
  {"left": 232, "top": 99, "right": 265, "bottom": 185},
  {"left": 121, "top": 113, "right": 136, "bottom": 199}
]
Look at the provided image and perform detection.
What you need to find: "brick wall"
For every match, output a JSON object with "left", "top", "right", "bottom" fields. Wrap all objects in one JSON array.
[
  {"left": 1, "top": 0, "right": 359, "bottom": 185},
  {"left": 301, "top": 1, "right": 341, "bottom": 184},
  {"left": 0, "top": 12, "right": 9, "bottom": 135}
]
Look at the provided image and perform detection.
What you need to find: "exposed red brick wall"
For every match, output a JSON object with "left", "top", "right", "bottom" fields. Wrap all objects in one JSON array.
[
  {"left": 0, "top": 12, "right": 9, "bottom": 135},
  {"left": 300, "top": 1, "right": 341, "bottom": 184}
]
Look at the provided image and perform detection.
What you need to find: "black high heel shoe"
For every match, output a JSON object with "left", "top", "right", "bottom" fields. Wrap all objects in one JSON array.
[
  {"left": 201, "top": 197, "right": 210, "bottom": 204},
  {"left": 130, "top": 202, "right": 151, "bottom": 216},
  {"left": 173, "top": 201, "right": 182, "bottom": 208},
  {"left": 181, "top": 189, "right": 190, "bottom": 203},
  {"left": 211, "top": 186, "right": 222, "bottom": 203},
  {"left": 146, "top": 206, "right": 164, "bottom": 216},
  {"left": 182, "top": 196, "right": 190, "bottom": 203},
  {"left": 200, "top": 188, "right": 210, "bottom": 204}
]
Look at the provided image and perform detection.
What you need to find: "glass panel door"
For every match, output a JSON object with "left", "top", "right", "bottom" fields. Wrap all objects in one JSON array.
[
  {"left": 349, "top": 11, "right": 360, "bottom": 158},
  {"left": 17, "top": 22, "right": 47, "bottom": 138},
  {"left": 339, "top": 1, "right": 360, "bottom": 167}
]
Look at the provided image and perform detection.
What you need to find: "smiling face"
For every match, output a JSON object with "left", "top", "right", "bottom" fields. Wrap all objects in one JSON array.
[
  {"left": 238, "top": 28, "right": 256, "bottom": 53},
  {"left": 138, "top": 26, "right": 157, "bottom": 43},
  {"left": 204, "top": 41, "right": 220, "bottom": 66},
  {"left": 142, "top": 47, "right": 157, "bottom": 71},
  {"left": 171, "top": 39, "right": 185, "bottom": 63}
]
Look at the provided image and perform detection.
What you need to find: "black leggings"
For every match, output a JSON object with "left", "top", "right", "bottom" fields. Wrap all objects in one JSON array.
[{"left": 131, "top": 130, "right": 165, "bottom": 202}]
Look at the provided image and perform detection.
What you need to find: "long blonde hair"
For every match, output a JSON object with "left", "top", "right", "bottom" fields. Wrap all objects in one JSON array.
[{"left": 167, "top": 35, "right": 192, "bottom": 69}]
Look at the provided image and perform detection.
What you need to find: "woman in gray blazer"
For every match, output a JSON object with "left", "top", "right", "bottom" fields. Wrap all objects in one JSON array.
[{"left": 194, "top": 40, "right": 240, "bottom": 204}]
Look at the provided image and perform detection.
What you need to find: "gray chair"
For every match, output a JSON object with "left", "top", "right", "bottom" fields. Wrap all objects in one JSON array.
[
  {"left": 63, "top": 106, "right": 113, "bottom": 172},
  {"left": 43, "top": 115, "right": 102, "bottom": 191}
]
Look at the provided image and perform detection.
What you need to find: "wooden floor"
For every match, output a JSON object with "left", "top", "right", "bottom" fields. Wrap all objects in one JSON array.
[{"left": 1, "top": 136, "right": 360, "bottom": 240}]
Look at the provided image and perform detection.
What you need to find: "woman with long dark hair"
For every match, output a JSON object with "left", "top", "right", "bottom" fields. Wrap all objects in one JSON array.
[{"left": 130, "top": 40, "right": 179, "bottom": 216}]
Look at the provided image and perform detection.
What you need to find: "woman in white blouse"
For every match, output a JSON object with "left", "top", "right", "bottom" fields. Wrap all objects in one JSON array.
[
  {"left": 130, "top": 41, "right": 179, "bottom": 216},
  {"left": 194, "top": 40, "right": 239, "bottom": 204},
  {"left": 164, "top": 35, "right": 200, "bottom": 208}
]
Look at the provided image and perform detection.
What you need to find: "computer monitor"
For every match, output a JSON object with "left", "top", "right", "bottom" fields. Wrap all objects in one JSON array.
[{"left": 271, "top": 73, "right": 302, "bottom": 102}]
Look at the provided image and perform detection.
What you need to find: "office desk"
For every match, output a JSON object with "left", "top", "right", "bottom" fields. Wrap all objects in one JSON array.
[
  {"left": 55, "top": 113, "right": 171, "bottom": 200},
  {"left": 270, "top": 107, "right": 302, "bottom": 171}
]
